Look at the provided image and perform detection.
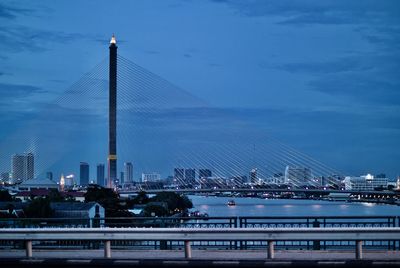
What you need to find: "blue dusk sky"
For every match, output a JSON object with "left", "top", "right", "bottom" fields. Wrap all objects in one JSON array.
[{"left": 0, "top": 0, "right": 399, "bottom": 180}]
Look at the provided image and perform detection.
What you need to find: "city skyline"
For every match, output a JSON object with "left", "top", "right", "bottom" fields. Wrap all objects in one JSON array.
[{"left": 0, "top": 1, "right": 399, "bottom": 179}]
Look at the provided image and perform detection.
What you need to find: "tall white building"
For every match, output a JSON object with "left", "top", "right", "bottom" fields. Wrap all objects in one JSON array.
[
  {"left": 124, "top": 162, "right": 133, "bottom": 182},
  {"left": 344, "top": 174, "right": 388, "bottom": 191},
  {"left": 11, "top": 152, "right": 34, "bottom": 183}
]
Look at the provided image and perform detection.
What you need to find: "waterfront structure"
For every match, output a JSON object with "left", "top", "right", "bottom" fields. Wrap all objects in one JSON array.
[
  {"left": 96, "top": 164, "right": 105, "bottom": 186},
  {"left": 284, "top": 166, "right": 312, "bottom": 186},
  {"left": 344, "top": 174, "right": 388, "bottom": 191},
  {"left": 199, "top": 176, "right": 226, "bottom": 189},
  {"left": 11, "top": 152, "right": 34, "bottom": 183},
  {"left": 199, "top": 169, "right": 212, "bottom": 179},
  {"left": 124, "top": 162, "right": 133, "bottom": 182},
  {"left": 79, "top": 162, "right": 89, "bottom": 186},
  {"left": 265, "top": 173, "right": 285, "bottom": 185},
  {"left": 229, "top": 175, "right": 247, "bottom": 185},
  {"left": 107, "top": 34, "right": 118, "bottom": 188},
  {"left": 142, "top": 173, "right": 161, "bottom": 182}
]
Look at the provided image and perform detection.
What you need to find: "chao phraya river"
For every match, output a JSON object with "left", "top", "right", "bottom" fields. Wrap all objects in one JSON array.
[{"left": 189, "top": 195, "right": 400, "bottom": 217}]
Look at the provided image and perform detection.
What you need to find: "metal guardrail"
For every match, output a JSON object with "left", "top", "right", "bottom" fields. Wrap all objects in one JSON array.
[
  {"left": 1, "top": 227, "right": 400, "bottom": 260},
  {"left": 238, "top": 216, "right": 398, "bottom": 250},
  {"left": 0, "top": 217, "right": 237, "bottom": 228},
  {"left": 1, "top": 216, "right": 397, "bottom": 229},
  {"left": 1, "top": 216, "right": 399, "bottom": 251}
]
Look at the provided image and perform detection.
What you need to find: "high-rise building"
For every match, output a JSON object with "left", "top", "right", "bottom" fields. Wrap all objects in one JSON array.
[
  {"left": 97, "top": 164, "right": 105, "bottom": 186},
  {"left": 11, "top": 152, "right": 34, "bottom": 183},
  {"left": 80, "top": 162, "right": 89, "bottom": 186},
  {"left": 173, "top": 168, "right": 184, "bottom": 184},
  {"left": 199, "top": 169, "right": 212, "bottom": 179},
  {"left": 124, "top": 162, "right": 133, "bottom": 182},
  {"left": 26, "top": 153, "right": 34, "bottom": 180},
  {"left": 284, "top": 166, "right": 312, "bottom": 186},
  {"left": 120, "top": 171, "right": 124, "bottom": 184},
  {"left": 185, "top": 169, "right": 196, "bottom": 185},
  {"left": 107, "top": 34, "right": 118, "bottom": 188},
  {"left": 249, "top": 168, "right": 258, "bottom": 184}
]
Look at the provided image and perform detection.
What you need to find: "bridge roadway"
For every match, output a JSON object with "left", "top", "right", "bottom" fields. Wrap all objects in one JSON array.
[
  {"left": 121, "top": 188, "right": 399, "bottom": 196},
  {"left": 1, "top": 249, "right": 400, "bottom": 268}
]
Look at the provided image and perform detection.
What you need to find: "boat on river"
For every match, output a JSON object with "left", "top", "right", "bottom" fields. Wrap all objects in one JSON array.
[{"left": 227, "top": 199, "right": 236, "bottom": 206}]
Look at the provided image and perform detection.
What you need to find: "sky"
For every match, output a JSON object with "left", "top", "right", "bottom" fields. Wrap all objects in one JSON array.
[{"left": 0, "top": 0, "right": 399, "bottom": 181}]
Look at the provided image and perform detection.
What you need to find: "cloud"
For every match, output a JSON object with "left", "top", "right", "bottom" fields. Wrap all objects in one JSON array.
[
  {"left": 0, "top": 2, "right": 98, "bottom": 54},
  {"left": 308, "top": 75, "right": 400, "bottom": 106},
  {"left": 278, "top": 57, "right": 374, "bottom": 74},
  {"left": 118, "top": 105, "right": 400, "bottom": 133},
  {"left": 275, "top": 51, "right": 400, "bottom": 107},
  {"left": 144, "top": 50, "right": 160, "bottom": 55},
  {"left": 0, "top": 82, "right": 46, "bottom": 100},
  {"left": 211, "top": 0, "right": 400, "bottom": 26},
  {"left": 209, "top": 63, "right": 222, "bottom": 67},
  {"left": 0, "top": 2, "right": 32, "bottom": 19},
  {"left": 0, "top": 26, "right": 90, "bottom": 53}
]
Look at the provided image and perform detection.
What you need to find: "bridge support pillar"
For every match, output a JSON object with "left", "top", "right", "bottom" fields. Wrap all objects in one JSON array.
[
  {"left": 25, "top": 240, "right": 32, "bottom": 258},
  {"left": 267, "top": 241, "right": 274, "bottom": 259},
  {"left": 104, "top": 240, "right": 111, "bottom": 258},
  {"left": 184, "top": 241, "right": 192, "bottom": 259},
  {"left": 356, "top": 240, "right": 363, "bottom": 259}
]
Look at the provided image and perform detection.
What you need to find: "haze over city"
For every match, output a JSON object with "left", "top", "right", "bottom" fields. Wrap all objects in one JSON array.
[{"left": 0, "top": 0, "right": 399, "bottom": 180}]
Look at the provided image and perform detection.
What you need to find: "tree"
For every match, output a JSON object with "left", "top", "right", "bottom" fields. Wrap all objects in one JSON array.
[
  {"left": 125, "top": 191, "right": 149, "bottom": 208},
  {"left": 24, "top": 197, "right": 53, "bottom": 218},
  {"left": 84, "top": 185, "right": 130, "bottom": 217},
  {"left": 150, "top": 192, "right": 193, "bottom": 215},
  {"left": 0, "top": 190, "right": 12, "bottom": 202},
  {"left": 84, "top": 185, "right": 119, "bottom": 203},
  {"left": 132, "top": 191, "right": 149, "bottom": 204},
  {"left": 143, "top": 204, "right": 168, "bottom": 217},
  {"left": 48, "top": 189, "right": 65, "bottom": 202}
]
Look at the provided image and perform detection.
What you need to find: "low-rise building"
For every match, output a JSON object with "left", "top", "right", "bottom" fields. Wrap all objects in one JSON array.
[
  {"left": 141, "top": 173, "right": 161, "bottom": 182},
  {"left": 50, "top": 202, "right": 105, "bottom": 227},
  {"left": 344, "top": 174, "right": 388, "bottom": 191},
  {"left": 16, "top": 178, "right": 58, "bottom": 191}
]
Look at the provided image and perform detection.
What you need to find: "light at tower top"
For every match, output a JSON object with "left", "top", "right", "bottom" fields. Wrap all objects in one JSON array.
[{"left": 110, "top": 34, "right": 116, "bottom": 44}]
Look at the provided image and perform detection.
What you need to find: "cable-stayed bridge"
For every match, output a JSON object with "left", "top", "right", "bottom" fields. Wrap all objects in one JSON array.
[{"left": 0, "top": 44, "right": 350, "bottom": 192}]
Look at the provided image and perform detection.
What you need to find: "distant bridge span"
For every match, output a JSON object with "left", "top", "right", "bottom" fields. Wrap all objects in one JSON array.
[{"left": 120, "top": 188, "right": 399, "bottom": 197}]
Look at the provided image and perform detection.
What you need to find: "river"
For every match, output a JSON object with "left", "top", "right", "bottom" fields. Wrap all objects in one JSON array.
[{"left": 189, "top": 195, "right": 400, "bottom": 217}]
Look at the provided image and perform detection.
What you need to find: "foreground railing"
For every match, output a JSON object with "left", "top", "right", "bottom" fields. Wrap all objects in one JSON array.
[
  {"left": 0, "top": 216, "right": 237, "bottom": 228},
  {"left": 239, "top": 216, "right": 398, "bottom": 250},
  {"left": 1, "top": 227, "right": 400, "bottom": 260},
  {"left": 1, "top": 216, "right": 400, "bottom": 251}
]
